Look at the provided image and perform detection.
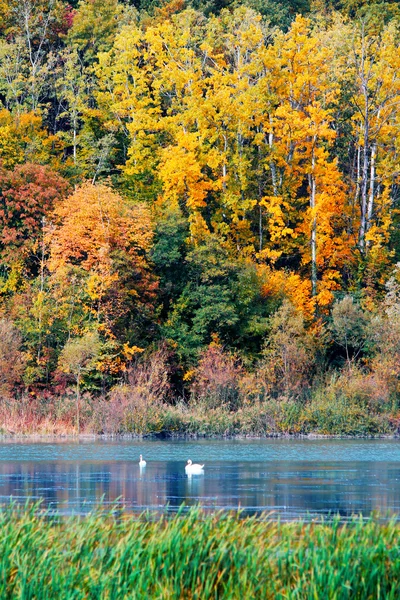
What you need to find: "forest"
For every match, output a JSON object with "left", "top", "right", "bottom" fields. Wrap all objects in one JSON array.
[{"left": 0, "top": 0, "right": 400, "bottom": 435}]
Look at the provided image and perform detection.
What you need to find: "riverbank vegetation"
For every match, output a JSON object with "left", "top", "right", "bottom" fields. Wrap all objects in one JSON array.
[
  {"left": 0, "top": 505, "right": 398, "bottom": 598},
  {"left": 1, "top": 0, "right": 400, "bottom": 435}
]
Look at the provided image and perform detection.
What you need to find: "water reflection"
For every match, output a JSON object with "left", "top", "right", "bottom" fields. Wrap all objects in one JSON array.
[{"left": 0, "top": 458, "right": 399, "bottom": 520}]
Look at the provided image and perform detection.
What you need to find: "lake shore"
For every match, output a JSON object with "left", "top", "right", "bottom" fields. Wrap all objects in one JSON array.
[
  {"left": 0, "top": 431, "right": 398, "bottom": 442},
  {"left": 1, "top": 390, "right": 399, "bottom": 439}
]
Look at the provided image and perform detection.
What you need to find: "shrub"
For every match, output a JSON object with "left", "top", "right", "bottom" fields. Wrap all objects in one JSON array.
[
  {"left": 0, "top": 391, "right": 94, "bottom": 435},
  {"left": 190, "top": 344, "right": 243, "bottom": 411},
  {"left": 330, "top": 295, "right": 368, "bottom": 368},
  {"left": 304, "top": 375, "right": 392, "bottom": 436},
  {"left": 304, "top": 396, "right": 389, "bottom": 436},
  {"left": 258, "top": 300, "right": 315, "bottom": 399},
  {"left": 96, "top": 347, "right": 171, "bottom": 434}
]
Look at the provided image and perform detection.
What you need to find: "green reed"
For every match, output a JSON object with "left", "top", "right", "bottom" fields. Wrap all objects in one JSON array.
[{"left": 0, "top": 504, "right": 398, "bottom": 599}]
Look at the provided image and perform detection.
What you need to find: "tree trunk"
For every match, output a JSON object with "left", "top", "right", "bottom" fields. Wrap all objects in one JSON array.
[
  {"left": 76, "top": 373, "right": 80, "bottom": 436},
  {"left": 354, "top": 141, "right": 361, "bottom": 210},
  {"left": 268, "top": 116, "right": 278, "bottom": 196},
  {"left": 222, "top": 133, "right": 228, "bottom": 192},
  {"left": 359, "top": 128, "right": 369, "bottom": 254},
  {"left": 309, "top": 140, "right": 317, "bottom": 299},
  {"left": 73, "top": 119, "right": 77, "bottom": 165},
  {"left": 366, "top": 140, "right": 377, "bottom": 250},
  {"left": 358, "top": 33, "right": 370, "bottom": 255}
]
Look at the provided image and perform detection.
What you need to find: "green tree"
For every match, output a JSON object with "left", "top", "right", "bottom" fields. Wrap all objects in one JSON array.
[
  {"left": 151, "top": 206, "right": 189, "bottom": 319},
  {"left": 330, "top": 296, "right": 368, "bottom": 368},
  {"left": 58, "top": 332, "right": 101, "bottom": 434},
  {"left": 67, "top": 0, "right": 126, "bottom": 65},
  {"left": 260, "top": 300, "right": 316, "bottom": 398},
  {"left": 165, "top": 236, "right": 271, "bottom": 363},
  {"left": 0, "top": 319, "right": 26, "bottom": 396}
]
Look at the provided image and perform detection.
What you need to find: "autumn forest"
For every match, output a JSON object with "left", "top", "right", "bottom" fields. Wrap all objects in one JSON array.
[{"left": 0, "top": 0, "right": 400, "bottom": 435}]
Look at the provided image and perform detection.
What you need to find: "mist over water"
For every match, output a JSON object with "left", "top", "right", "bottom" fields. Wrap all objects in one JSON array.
[{"left": 0, "top": 439, "right": 399, "bottom": 520}]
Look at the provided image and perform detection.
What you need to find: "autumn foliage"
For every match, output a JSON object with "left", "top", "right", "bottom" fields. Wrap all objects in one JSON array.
[
  {"left": 0, "top": 163, "right": 70, "bottom": 266},
  {"left": 0, "top": 0, "right": 400, "bottom": 433},
  {"left": 47, "top": 182, "right": 156, "bottom": 335}
]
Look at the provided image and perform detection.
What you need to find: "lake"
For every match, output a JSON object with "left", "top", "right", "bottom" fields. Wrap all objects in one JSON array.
[{"left": 0, "top": 438, "right": 399, "bottom": 520}]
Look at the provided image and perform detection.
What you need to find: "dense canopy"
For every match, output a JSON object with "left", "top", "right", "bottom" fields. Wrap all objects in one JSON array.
[{"left": 0, "top": 0, "right": 400, "bottom": 428}]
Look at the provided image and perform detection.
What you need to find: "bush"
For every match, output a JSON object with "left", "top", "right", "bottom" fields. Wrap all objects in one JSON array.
[
  {"left": 95, "top": 347, "right": 171, "bottom": 434},
  {"left": 231, "top": 399, "right": 305, "bottom": 435},
  {"left": 321, "top": 367, "right": 396, "bottom": 412},
  {"left": 190, "top": 344, "right": 243, "bottom": 411},
  {"left": 304, "top": 394, "right": 390, "bottom": 436},
  {"left": 258, "top": 301, "right": 316, "bottom": 399},
  {"left": 330, "top": 296, "right": 368, "bottom": 367}
]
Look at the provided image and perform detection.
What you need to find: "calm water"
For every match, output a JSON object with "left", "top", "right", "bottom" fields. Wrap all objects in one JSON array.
[{"left": 0, "top": 438, "right": 399, "bottom": 520}]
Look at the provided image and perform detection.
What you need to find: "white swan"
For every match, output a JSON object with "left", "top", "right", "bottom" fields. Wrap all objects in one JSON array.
[
  {"left": 139, "top": 455, "right": 146, "bottom": 467},
  {"left": 185, "top": 459, "right": 204, "bottom": 475}
]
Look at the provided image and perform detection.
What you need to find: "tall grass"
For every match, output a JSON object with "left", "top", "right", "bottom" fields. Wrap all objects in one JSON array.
[{"left": 0, "top": 505, "right": 399, "bottom": 598}]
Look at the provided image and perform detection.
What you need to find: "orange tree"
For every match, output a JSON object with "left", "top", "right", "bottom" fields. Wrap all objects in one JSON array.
[{"left": 46, "top": 182, "right": 158, "bottom": 376}]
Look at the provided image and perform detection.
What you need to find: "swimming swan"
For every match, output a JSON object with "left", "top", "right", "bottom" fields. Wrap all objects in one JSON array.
[
  {"left": 139, "top": 455, "right": 146, "bottom": 467},
  {"left": 185, "top": 459, "right": 204, "bottom": 475}
]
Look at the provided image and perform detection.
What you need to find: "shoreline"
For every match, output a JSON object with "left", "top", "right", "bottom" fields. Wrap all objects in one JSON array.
[{"left": 0, "top": 431, "right": 398, "bottom": 442}]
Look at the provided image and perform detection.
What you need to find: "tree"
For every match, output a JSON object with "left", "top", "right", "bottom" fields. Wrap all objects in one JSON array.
[
  {"left": 348, "top": 23, "right": 400, "bottom": 257},
  {"left": 330, "top": 295, "right": 368, "bottom": 368},
  {"left": 0, "top": 0, "right": 71, "bottom": 113},
  {"left": 98, "top": 11, "right": 353, "bottom": 314},
  {"left": 55, "top": 47, "right": 89, "bottom": 174},
  {"left": 151, "top": 205, "right": 189, "bottom": 318},
  {"left": 258, "top": 16, "right": 351, "bottom": 310},
  {"left": 367, "top": 266, "right": 400, "bottom": 408},
  {"left": 98, "top": 8, "right": 271, "bottom": 246},
  {"left": 0, "top": 319, "right": 25, "bottom": 396},
  {"left": 67, "top": 0, "right": 126, "bottom": 65},
  {"left": 241, "top": 0, "right": 310, "bottom": 30},
  {"left": 58, "top": 331, "right": 101, "bottom": 433},
  {"left": 46, "top": 182, "right": 157, "bottom": 344},
  {"left": 190, "top": 343, "right": 242, "bottom": 410},
  {"left": 164, "top": 235, "right": 272, "bottom": 363},
  {"left": 0, "top": 163, "right": 70, "bottom": 270},
  {"left": 0, "top": 110, "right": 63, "bottom": 169},
  {"left": 260, "top": 300, "right": 316, "bottom": 398}
]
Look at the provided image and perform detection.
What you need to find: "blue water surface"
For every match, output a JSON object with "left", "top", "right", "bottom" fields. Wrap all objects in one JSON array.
[{"left": 0, "top": 438, "right": 398, "bottom": 519}]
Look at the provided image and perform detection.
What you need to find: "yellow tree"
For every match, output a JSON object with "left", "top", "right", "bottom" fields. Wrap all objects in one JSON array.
[
  {"left": 96, "top": 8, "right": 271, "bottom": 250},
  {"left": 196, "top": 8, "right": 269, "bottom": 251},
  {"left": 95, "top": 11, "right": 353, "bottom": 313},
  {"left": 258, "top": 17, "right": 351, "bottom": 309},
  {"left": 95, "top": 21, "right": 163, "bottom": 201},
  {"left": 348, "top": 22, "right": 400, "bottom": 259}
]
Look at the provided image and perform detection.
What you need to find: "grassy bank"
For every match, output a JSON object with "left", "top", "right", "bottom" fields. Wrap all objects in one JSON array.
[
  {"left": 0, "top": 506, "right": 398, "bottom": 598},
  {"left": 1, "top": 351, "right": 399, "bottom": 437},
  {"left": 0, "top": 393, "right": 397, "bottom": 438},
  {"left": 133, "top": 397, "right": 395, "bottom": 438}
]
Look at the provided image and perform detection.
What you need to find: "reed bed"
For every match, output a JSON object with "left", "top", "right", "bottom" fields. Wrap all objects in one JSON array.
[{"left": 0, "top": 505, "right": 399, "bottom": 599}]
